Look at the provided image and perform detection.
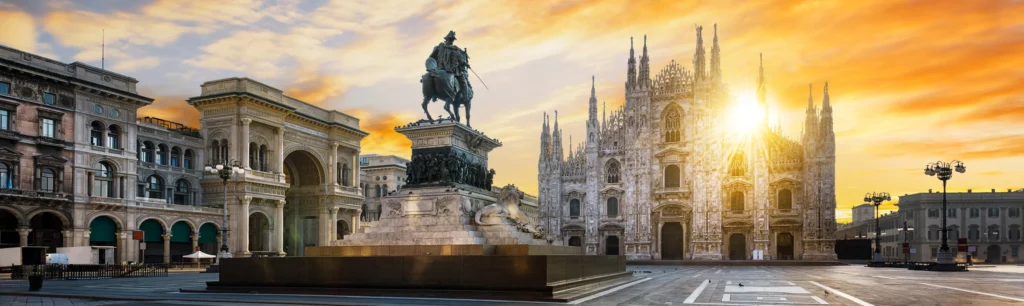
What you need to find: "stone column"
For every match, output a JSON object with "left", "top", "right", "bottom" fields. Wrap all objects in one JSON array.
[
  {"left": 240, "top": 197, "right": 251, "bottom": 254},
  {"left": 17, "top": 228, "right": 30, "bottom": 247},
  {"left": 351, "top": 210, "right": 361, "bottom": 235},
  {"left": 229, "top": 118, "right": 239, "bottom": 163},
  {"left": 162, "top": 233, "right": 171, "bottom": 264},
  {"left": 329, "top": 207, "right": 340, "bottom": 244},
  {"left": 191, "top": 234, "right": 199, "bottom": 264},
  {"left": 241, "top": 118, "right": 252, "bottom": 169},
  {"left": 276, "top": 127, "right": 285, "bottom": 173},
  {"left": 273, "top": 200, "right": 285, "bottom": 255},
  {"left": 329, "top": 143, "right": 338, "bottom": 186},
  {"left": 352, "top": 154, "right": 359, "bottom": 188},
  {"left": 62, "top": 230, "right": 74, "bottom": 247},
  {"left": 117, "top": 231, "right": 127, "bottom": 264}
]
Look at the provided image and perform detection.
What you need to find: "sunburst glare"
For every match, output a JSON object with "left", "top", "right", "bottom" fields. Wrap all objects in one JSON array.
[{"left": 727, "top": 91, "right": 765, "bottom": 139}]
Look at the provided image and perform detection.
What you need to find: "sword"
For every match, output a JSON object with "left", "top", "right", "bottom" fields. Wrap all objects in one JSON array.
[{"left": 469, "top": 67, "right": 489, "bottom": 91}]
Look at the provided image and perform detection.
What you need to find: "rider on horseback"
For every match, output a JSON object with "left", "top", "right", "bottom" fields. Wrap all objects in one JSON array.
[{"left": 422, "top": 31, "right": 474, "bottom": 126}]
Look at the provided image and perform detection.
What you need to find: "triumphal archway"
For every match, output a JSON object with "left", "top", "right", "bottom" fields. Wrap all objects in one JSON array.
[{"left": 188, "top": 78, "right": 367, "bottom": 257}]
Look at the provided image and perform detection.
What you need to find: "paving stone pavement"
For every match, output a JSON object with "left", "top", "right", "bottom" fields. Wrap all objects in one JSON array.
[{"left": 1, "top": 265, "right": 1023, "bottom": 305}]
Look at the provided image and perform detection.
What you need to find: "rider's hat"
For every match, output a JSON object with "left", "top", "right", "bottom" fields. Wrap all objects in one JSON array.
[{"left": 444, "top": 31, "right": 457, "bottom": 41}]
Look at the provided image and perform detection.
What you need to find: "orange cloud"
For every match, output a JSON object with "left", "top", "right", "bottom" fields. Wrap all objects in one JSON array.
[
  {"left": 0, "top": 8, "right": 39, "bottom": 53},
  {"left": 137, "top": 96, "right": 201, "bottom": 128},
  {"left": 346, "top": 110, "right": 416, "bottom": 158},
  {"left": 285, "top": 74, "right": 348, "bottom": 106}
]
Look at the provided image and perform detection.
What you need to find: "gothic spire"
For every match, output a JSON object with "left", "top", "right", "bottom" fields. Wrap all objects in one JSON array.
[
  {"left": 757, "top": 53, "right": 768, "bottom": 125},
  {"left": 627, "top": 36, "right": 637, "bottom": 90},
  {"left": 693, "top": 25, "right": 706, "bottom": 83},
  {"left": 807, "top": 83, "right": 814, "bottom": 110},
  {"left": 710, "top": 24, "right": 721, "bottom": 84},
  {"left": 540, "top": 112, "right": 550, "bottom": 161},
  {"left": 552, "top": 110, "right": 563, "bottom": 161},
  {"left": 820, "top": 82, "right": 833, "bottom": 136},
  {"left": 638, "top": 35, "right": 650, "bottom": 88},
  {"left": 589, "top": 76, "right": 598, "bottom": 122}
]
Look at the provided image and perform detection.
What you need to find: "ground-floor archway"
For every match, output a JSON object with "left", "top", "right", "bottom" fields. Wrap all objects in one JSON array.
[
  {"left": 986, "top": 245, "right": 1001, "bottom": 263},
  {"left": 336, "top": 220, "right": 350, "bottom": 240},
  {"left": 605, "top": 236, "right": 619, "bottom": 255},
  {"left": 169, "top": 221, "right": 193, "bottom": 263},
  {"left": 139, "top": 219, "right": 165, "bottom": 263},
  {"left": 282, "top": 150, "right": 326, "bottom": 257},
  {"left": 89, "top": 216, "right": 120, "bottom": 264},
  {"left": 249, "top": 212, "right": 271, "bottom": 251},
  {"left": 29, "top": 212, "right": 65, "bottom": 253},
  {"left": 0, "top": 208, "right": 19, "bottom": 248},
  {"left": 568, "top": 236, "right": 582, "bottom": 246},
  {"left": 197, "top": 223, "right": 219, "bottom": 255},
  {"left": 777, "top": 232, "right": 795, "bottom": 260},
  {"left": 661, "top": 222, "right": 684, "bottom": 260},
  {"left": 729, "top": 234, "right": 746, "bottom": 260}
]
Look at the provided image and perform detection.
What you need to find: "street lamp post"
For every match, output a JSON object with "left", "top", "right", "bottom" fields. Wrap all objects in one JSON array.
[
  {"left": 205, "top": 160, "right": 244, "bottom": 263},
  {"left": 925, "top": 160, "right": 965, "bottom": 268},
  {"left": 865, "top": 192, "right": 890, "bottom": 266}
]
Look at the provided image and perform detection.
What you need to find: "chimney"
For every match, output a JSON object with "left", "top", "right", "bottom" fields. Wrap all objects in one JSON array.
[
  {"left": 967, "top": 189, "right": 972, "bottom": 193},
  {"left": 929, "top": 189, "right": 932, "bottom": 193},
  {"left": 992, "top": 189, "right": 996, "bottom": 193}
]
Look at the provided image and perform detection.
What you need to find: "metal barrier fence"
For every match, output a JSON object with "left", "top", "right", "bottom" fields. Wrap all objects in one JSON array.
[{"left": 10, "top": 264, "right": 169, "bottom": 280}]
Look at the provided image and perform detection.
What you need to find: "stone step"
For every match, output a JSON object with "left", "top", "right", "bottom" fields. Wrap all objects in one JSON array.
[{"left": 362, "top": 224, "right": 480, "bottom": 233}]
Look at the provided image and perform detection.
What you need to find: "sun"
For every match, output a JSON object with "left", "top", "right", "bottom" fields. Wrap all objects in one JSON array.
[{"left": 726, "top": 92, "right": 765, "bottom": 138}]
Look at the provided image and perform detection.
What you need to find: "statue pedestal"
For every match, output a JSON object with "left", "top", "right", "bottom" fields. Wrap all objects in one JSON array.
[{"left": 335, "top": 120, "right": 549, "bottom": 247}]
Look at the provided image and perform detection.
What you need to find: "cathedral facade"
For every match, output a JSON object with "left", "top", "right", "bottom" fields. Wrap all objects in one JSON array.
[{"left": 537, "top": 25, "right": 837, "bottom": 260}]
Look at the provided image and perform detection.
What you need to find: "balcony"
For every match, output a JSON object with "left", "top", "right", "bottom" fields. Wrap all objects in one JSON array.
[
  {"left": 770, "top": 208, "right": 801, "bottom": 217},
  {"left": 0, "top": 129, "right": 22, "bottom": 141},
  {"left": 0, "top": 189, "right": 69, "bottom": 202},
  {"left": 36, "top": 136, "right": 65, "bottom": 148}
]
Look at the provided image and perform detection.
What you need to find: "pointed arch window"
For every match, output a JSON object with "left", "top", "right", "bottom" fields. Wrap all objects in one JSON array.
[
  {"left": 730, "top": 191, "right": 744, "bottom": 213},
  {"left": 778, "top": 189, "right": 793, "bottom": 210},
  {"left": 664, "top": 165, "right": 680, "bottom": 188},
  {"left": 664, "top": 107, "right": 681, "bottom": 142},
  {"left": 606, "top": 160, "right": 620, "bottom": 184},
  {"left": 729, "top": 152, "right": 746, "bottom": 176},
  {"left": 607, "top": 197, "right": 618, "bottom": 218}
]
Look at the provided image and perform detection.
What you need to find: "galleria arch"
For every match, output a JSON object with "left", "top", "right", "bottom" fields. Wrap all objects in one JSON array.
[{"left": 188, "top": 78, "right": 367, "bottom": 257}]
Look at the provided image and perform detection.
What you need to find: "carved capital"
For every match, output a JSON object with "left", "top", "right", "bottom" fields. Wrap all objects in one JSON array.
[
  {"left": 330, "top": 207, "right": 340, "bottom": 214},
  {"left": 275, "top": 200, "right": 286, "bottom": 208},
  {"left": 241, "top": 196, "right": 252, "bottom": 205},
  {"left": 162, "top": 233, "right": 172, "bottom": 240},
  {"left": 241, "top": 118, "right": 252, "bottom": 125},
  {"left": 16, "top": 228, "right": 31, "bottom": 235}
]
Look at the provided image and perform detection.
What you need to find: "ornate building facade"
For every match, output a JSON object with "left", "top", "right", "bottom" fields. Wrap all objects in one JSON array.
[
  {"left": 358, "top": 154, "right": 408, "bottom": 225},
  {"left": 537, "top": 25, "right": 837, "bottom": 260},
  {"left": 0, "top": 45, "right": 223, "bottom": 265}
]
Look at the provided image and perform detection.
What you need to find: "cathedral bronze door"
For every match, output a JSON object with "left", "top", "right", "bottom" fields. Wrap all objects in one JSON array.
[
  {"left": 606, "top": 236, "right": 619, "bottom": 255},
  {"left": 661, "top": 222, "right": 684, "bottom": 260},
  {"left": 777, "top": 233, "right": 794, "bottom": 260},
  {"left": 729, "top": 234, "right": 746, "bottom": 260}
]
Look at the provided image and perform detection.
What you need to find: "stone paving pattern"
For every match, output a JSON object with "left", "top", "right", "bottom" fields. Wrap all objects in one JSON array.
[{"left": 1, "top": 265, "right": 1023, "bottom": 305}]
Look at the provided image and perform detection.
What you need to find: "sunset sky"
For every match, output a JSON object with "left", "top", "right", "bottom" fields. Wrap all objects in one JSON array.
[{"left": 2, "top": 0, "right": 1021, "bottom": 222}]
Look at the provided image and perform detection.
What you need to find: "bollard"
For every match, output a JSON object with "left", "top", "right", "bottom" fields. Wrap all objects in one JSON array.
[{"left": 28, "top": 275, "right": 43, "bottom": 291}]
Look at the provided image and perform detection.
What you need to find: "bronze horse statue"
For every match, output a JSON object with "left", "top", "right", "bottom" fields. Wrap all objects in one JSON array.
[{"left": 421, "top": 58, "right": 474, "bottom": 127}]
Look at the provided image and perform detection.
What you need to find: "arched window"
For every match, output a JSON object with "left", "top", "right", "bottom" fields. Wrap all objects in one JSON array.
[
  {"left": 664, "top": 165, "right": 680, "bottom": 188},
  {"left": 170, "top": 147, "right": 181, "bottom": 167},
  {"left": 141, "top": 141, "right": 154, "bottom": 163},
  {"left": 94, "top": 162, "right": 114, "bottom": 197},
  {"left": 249, "top": 142, "right": 258, "bottom": 170},
  {"left": 211, "top": 140, "right": 220, "bottom": 164},
  {"left": 606, "top": 160, "right": 620, "bottom": 184},
  {"left": 156, "top": 144, "right": 168, "bottom": 165},
  {"left": 40, "top": 168, "right": 55, "bottom": 193},
  {"left": 183, "top": 150, "right": 194, "bottom": 169},
  {"left": 729, "top": 152, "right": 746, "bottom": 176},
  {"left": 0, "top": 162, "right": 13, "bottom": 189},
  {"left": 173, "top": 179, "right": 190, "bottom": 205},
  {"left": 375, "top": 185, "right": 382, "bottom": 198},
  {"left": 382, "top": 184, "right": 388, "bottom": 195},
  {"left": 778, "top": 189, "right": 793, "bottom": 210},
  {"left": 336, "top": 162, "right": 342, "bottom": 184},
  {"left": 664, "top": 107, "right": 681, "bottom": 142},
  {"left": 106, "top": 125, "right": 120, "bottom": 149},
  {"left": 988, "top": 225, "right": 1000, "bottom": 241},
  {"left": 730, "top": 191, "right": 744, "bottom": 213},
  {"left": 341, "top": 163, "right": 351, "bottom": 186},
  {"left": 258, "top": 145, "right": 267, "bottom": 171},
  {"left": 146, "top": 175, "right": 164, "bottom": 199},
  {"left": 219, "top": 139, "right": 229, "bottom": 163},
  {"left": 607, "top": 197, "right": 618, "bottom": 218},
  {"left": 90, "top": 121, "right": 104, "bottom": 146},
  {"left": 569, "top": 199, "right": 581, "bottom": 218}
]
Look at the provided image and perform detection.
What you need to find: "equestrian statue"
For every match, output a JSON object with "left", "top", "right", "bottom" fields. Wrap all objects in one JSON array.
[{"left": 421, "top": 30, "right": 485, "bottom": 127}]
